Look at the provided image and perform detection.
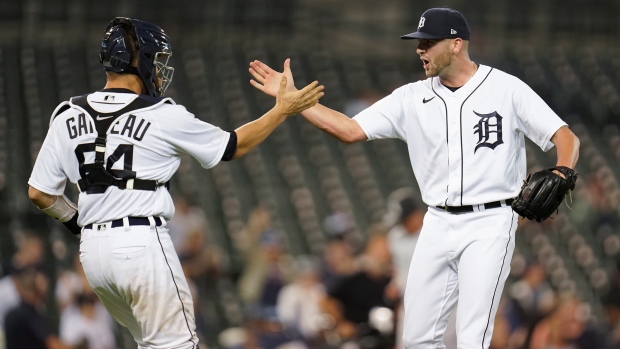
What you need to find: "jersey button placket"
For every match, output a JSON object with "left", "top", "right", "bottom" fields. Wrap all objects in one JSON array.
[{"left": 446, "top": 101, "right": 461, "bottom": 206}]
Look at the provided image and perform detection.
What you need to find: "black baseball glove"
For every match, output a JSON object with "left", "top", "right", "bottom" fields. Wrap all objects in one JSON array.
[{"left": 511, "top": 166, "right": 578, "bottom": 222}]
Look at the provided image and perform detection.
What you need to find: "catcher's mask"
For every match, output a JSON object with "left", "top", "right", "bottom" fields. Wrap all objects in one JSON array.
[{"left": 99, "top": 17, "right": 174, "bottom": 97}]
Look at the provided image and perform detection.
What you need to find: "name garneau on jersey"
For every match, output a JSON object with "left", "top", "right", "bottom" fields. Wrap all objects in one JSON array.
[
  {"left": 66, "top": 113, "right": 152, "bottom": 142},
  {"left": 59, "top": 92, "right": 172, "bottom": 196},
  {"left": 353, "top": 65, "right": 567, "bottom": 207}
]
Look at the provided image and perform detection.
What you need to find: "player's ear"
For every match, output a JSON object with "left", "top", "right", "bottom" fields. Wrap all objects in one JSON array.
[{"left": 451, "top": 38, "right": 462, "bottom": 54}]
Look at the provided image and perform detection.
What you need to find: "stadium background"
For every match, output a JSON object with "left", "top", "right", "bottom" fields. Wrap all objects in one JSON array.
[{"left": 1, "top": 0, "right": 620, "bottom": 348}]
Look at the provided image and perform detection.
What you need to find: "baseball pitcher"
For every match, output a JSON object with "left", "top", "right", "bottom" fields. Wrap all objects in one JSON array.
[{"left": 248, "top": 7, "right": 579, "bottom": 349}]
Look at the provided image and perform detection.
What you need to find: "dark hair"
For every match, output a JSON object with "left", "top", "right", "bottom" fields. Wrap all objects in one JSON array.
[
  {"left": 399, "top": 197, "right": 418, "bottom": 222},
  {"left": 77, "top": 292, "right": 98, "bottom": 305}
]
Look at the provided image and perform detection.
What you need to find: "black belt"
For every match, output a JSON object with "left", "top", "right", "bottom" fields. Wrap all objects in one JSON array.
[
  {"left": 436, "top": 199, "right": 514, "bottom": 214},
  {"left": 77, "top": 178, "right": 170, "bottom": 194},
  {"left": 84, "top": 216, "right": 165, "bottom": 230}
]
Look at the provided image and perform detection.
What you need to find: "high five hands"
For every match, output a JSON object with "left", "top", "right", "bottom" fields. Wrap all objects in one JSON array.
[
  {"left": 251, "top": 58, "right": 366, "bottom": 144},
  {"left": 250, "top": 58, "right": 298, "bottom": 97},
  {"left": 276, "top": 75, "right": 323, "bottom": 116}
]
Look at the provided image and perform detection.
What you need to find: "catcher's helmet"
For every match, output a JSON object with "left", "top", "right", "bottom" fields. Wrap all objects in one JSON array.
[{"left": 99, "top": 17, "right": 174, "bottom": 97}]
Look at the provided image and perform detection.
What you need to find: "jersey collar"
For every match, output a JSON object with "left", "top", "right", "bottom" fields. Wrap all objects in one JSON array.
[
  {"left": 100, "top": 88, "right": 138, "bottom": 94},
  {"left": 432, "top": 65, "right": 492, "bottom": 98}
]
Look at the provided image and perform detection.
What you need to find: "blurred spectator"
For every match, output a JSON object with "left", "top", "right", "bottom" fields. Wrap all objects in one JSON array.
[
  {"left": 235, "top": 206, "right": 272, "bottom": 254},
  {"left": 167, "top": 194, "right": 223, "bottom": 279},
  {"left": 384, "top": 189, "right": 424, "bottom": 349},
  {"left": 321, "top": 233, "right": 393, "bottom": 342},
  {"left": 59, "top": 290, "right": 115, "bottom": 349},
  {"left": 506, "top": 260, "right": 556, "bottom": 344},
  {"left": 1, "top": 231, "right": 44, "bottom": 277},
  {"left": 491, "top": 297, "right": 513, "bottom": 349},
  {"left": 238, "top": 207, "right": 296, "bottom": 306},
  {"left": 529, "top": 295, "right": 608, "bottom": 349},
  {"left": 238, "top": 230, "right": 295, "bottom": 309},
  {"left": 385, "top": 191, "right": 424, "bottom": 297},
  {"left": 185, "top": 276, "right": 210, "bottom": 348},
  {"left": 55, "top": 253, "right": 117, "bottom": 347},
  {"left": 323, "top": 211, "right": 356, "bottom": 243},
  {"left": 0, "top": 270, "right": 20, "bottom": 331},
  {"left": 0, "top": 232, "right": 44, "bottom": 328},
  {"left": 491, "top": 296, "right": 529, "bottom": 349},
  {"left": 4, "top": 267, "right": 73, "bottom": 349},
  {"left": 319, "top": 237, "right": 357, "bottom": 294},
  {"left": 237, "top": 208, "right": 296, "bottom": 349},
  {"left": 277, "top": 256, "right": 327, "bottom": 346},
  {"left": 168, "top": 195, "right": 224, "bottom": 344},
  {"left": 319, "top": 212, "right": 358, "bottom": 293},
  {"left": 55, "top": 254, "right": 90, "bottom": 311}
]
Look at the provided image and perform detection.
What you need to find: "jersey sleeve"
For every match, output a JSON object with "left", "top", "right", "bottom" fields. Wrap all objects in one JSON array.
[
  {"left": 353, "top": 88, "right": 407, "bottom": 141},
  {"left": 157, "top": 105, "right": 230, "bottom": 169},
  {"left": 512, "top": 78, "right": 567, "bottom": 152},
  {"left": 28, "top": 124, "right": 68, "bottom": 195}
]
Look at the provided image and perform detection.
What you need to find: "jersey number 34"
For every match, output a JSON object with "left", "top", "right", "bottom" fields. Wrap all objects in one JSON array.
[{"left": 74, "top": 143, "right": 136, "bottom": 181}]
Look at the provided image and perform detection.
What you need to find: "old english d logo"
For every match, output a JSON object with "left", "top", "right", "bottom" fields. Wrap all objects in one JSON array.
[{"left": 473, "top": 111, "right": 503, "bottom": 153}]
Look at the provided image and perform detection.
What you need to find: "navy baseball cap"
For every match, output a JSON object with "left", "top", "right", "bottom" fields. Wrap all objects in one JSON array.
[{"left": 401, "top": 7, "right": 471, "bottom": 41}]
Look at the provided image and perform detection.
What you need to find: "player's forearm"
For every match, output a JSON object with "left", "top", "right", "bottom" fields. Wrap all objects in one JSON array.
[
  {"left": 29, "top": 186, "right": 81, "bottom": 235},
  {"left": 233, "top": 107, "right": 287, "bottom": 159},
  {"left": 28, "top": 186, "right": 57, "bottom": 208},
  {"left": 551, "top": 126, "right": 580, "bottom": 168},
  {"left": 301, "top": 103, "right": 367, "bottom": 144}
]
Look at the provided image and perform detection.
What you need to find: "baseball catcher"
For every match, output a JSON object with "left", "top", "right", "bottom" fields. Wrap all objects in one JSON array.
[
  {"left": 512, "top": 166, "right": 578, "bottom": 222},
  {"left": 27, "top": 17, "right": 323, "bottom": 349}
]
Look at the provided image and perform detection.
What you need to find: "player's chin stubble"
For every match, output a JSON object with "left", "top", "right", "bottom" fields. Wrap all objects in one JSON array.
[{"left": 425, "top": 50, "right": 452, "bottom": 78}]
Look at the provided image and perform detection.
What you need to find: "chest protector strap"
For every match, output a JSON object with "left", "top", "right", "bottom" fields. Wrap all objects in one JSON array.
[{"left": 71, "top": 95, "right": 170, "bottom": 194}]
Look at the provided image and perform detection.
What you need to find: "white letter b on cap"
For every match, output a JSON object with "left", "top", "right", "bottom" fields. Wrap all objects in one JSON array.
[{"left": 418, "top": 17, "right": 425, "bottom": 29}]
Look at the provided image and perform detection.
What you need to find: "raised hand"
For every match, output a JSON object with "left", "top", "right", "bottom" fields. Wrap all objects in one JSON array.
[
  {"left": 250, "top": 58, "right": 296, "bottom": 97},
  {"left": 276, "top": 76, "right": 323, "bottom": 116}
]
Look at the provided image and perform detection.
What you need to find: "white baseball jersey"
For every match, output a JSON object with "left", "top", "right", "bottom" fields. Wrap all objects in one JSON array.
[
  {"left": 354, "top": 65, "right": 568, "bottom": 348},
  {"left": 354, "top": 65, "right": 567, "bottom": 207},
  {"left": 28, "top": 89, "right": 230, "bottom": 226}
]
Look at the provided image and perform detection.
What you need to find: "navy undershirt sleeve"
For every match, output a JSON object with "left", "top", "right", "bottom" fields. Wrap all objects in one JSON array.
[{"left": 221, "top": 131, "right": 238, "bottom": 161}]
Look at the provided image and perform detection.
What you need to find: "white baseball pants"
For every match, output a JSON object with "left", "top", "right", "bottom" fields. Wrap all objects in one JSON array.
[
  {"left": 79, "top": 219, "right": 199, "bottom": 349},
  {"left": 402, "top": 206, "right": 517, "bottom": 349}
]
